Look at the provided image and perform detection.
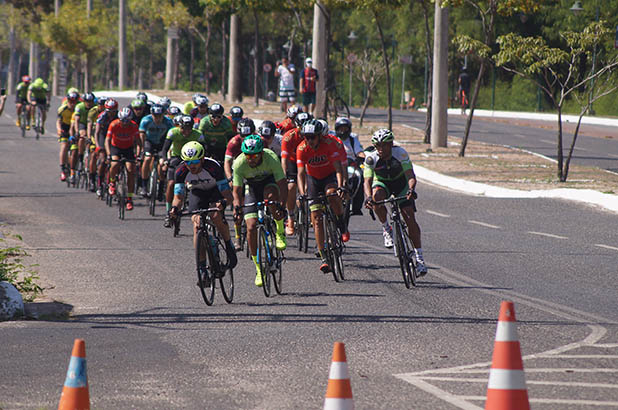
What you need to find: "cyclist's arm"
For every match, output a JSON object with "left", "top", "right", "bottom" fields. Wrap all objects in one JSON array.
[
  {"left": 297, "top": 166, "right": 307, "bottom": 196},
  {"left": 26, "top": 89, "right": 33, "bottom": 104},
  {"left": 363, "top": 174, "right": 374, "bottom": 200},
  {"left": 224, "top": 157, "right": 233, "bottom": 181},
  {"left": 94, "top": 123, "right": 102, "bottom": 148},
  {"left": 159, "top": 137, "right": 173, "bottom": 158},
  {"left": 56, "top": 118, "right": 63, "bottom": 136},
  {"left": 333, "top": 159, "right": 345, "bottom": 189},
  {"left": 139, "top": 131, "right": 146, "bottom": 148},
  {"left": 232, "top": 184, "right": 243, "bottom": 210},
  {"left": 404, "top": 168, "right": 417, "bottom": 192},
  {"left": 0, "top": 95, "right": 6, "bottom": 116},
  {"left": 104, "top": 130, "right": 112, "bottom": 156}
]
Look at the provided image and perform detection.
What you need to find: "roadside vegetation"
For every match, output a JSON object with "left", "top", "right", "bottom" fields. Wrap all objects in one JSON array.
[{"left": 0, "top": 232, "right": 44, "bottom": 302}]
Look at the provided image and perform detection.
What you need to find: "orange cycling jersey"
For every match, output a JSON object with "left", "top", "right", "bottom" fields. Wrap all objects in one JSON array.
[
  {"left": 296, "top": 136, "right": 342, "bottom": 180},
  {"left": 281, "top": 127, "right": 303, "bottom": 162},
  {"left": 277, "top": 118, "right": 295, "bottom": 134},
  {"left": 107, "top": 119, "right": 139, "bottom": 149}
]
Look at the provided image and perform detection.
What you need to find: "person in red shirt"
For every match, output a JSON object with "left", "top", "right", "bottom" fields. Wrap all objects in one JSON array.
[
  {"left": 105, "top": 107, "right": 142, "bottom": 211},
  {"left": 296, "top": 119, "right": 349, "bottom": 273},
  {"left": 280, "top": 111, "right": 313, "bottom": 235},
  {"left": 299, "top": 58, "right": 319, "bottom": 115},
  {"left": 276, "top": 105, "right": 302, "bottom": 135}
]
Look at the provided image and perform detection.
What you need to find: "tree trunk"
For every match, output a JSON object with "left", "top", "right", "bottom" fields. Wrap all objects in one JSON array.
[
  {"left": 205, "top": 21, "right": 211, "bottom": 93},
  {"left": 312, "top": 1, "right": 329, "bottom": 119},
  {"left": 359, "top": 91, "right": 372, "bottom": 127},
  {"left": 421, "top": 0, "right": 432, "bottom": 144},
  {"left": 227, "top": 14, "right": 241, "bottom": 102},
  {"left": 221, "top": 18, "right": 227, "bottom": 98},
  {"left": 563, "top": 110, "right": 586, "bottom": 182},
  {"left": 189, "top": 32, "right": 194, "bottom": 86},
  {"left": 253, "top": 9, "right": 260, "bottom": 106},
  {"left": 374, "top": 11, "right": 392, "bottom": 130},
  {"left": 131, "top": 36, "right": 137, "bottom": 88},
  {"left": 8, "top": 24, "right": 16, "bottom": 95},
  {"left": 174, "top": 32, "right": 181, "bottom": 88},
  {"left": 459, "top": 60, "right": 486, "bottom": 157},
  {"left": 557, "top": 107, "right": 564, "bottom": 181}
]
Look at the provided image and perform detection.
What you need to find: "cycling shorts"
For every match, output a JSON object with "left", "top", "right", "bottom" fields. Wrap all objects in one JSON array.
[
  {"left": 78, "top": 122, "right": 88, "bottom": 132},
  {"left": 110, "top": 146, "right": 136, "bottom": 162},
  {"left": 58, "top": 128, "right": 70, "bottom": 143},
  {"left": 34, "top": 98, "right": 47, "bottom": 106},
  {"left": 166, "top": 156, "right": 182, "bottom": 181},
  {"left": 286, "top": 161, "right": 298, "bottom": 183},
  {"left": 307, "top": 172, "right": 337, "bottom": 212},
  {"left": 188, "top": 187, "right": 223, "bottom": 213},
  {"left": 372, "top": 179, "right": 416, "bottom": 212},
  {"left": 144, "top": 140, "right": 163, "bottom": 156},
  {"left": 243, "top": 175, "right": 278, "bottom": 220},
  {"left": 15, "top": 97, "right": 28, "bottom": 105}
]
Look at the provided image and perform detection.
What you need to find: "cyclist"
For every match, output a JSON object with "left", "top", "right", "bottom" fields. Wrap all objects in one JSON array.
[
  {"left": 169, "top": 141, "right": 237, "bottom": 275},
  {"left": 15, "top": 75, "right": 32, "bottom": 128},
  {"left": 363, "top": 129, "right": 427, "bottom": 275},
  {"left": 105, "top": 107, "right": 141, "bottom": 211},
  {"left": 280, "top": 111, "right": 312, "bottom": 236},
  {"left": 190, "top": 96, "right": 210, "bottom": 126},
  {"left": 335, "top": 117, "right": 365, "bottom": 215},
  {"left": 26, "top": 78, "right": 49, "bottom": 133},
  {"left": 224, "top": 117, "right": 256, "bottom": 250},
  {"left": 136, "top": 92, "right": 152, "bottom": 114},
  {"left": 69, "top": 92, "right": 96, "bottom": 185},
  {"left": 232, "top": 135, "right": 288, "bottom": 287},
  {"left": 276, "top": 105, "right": 302, "bottom": 134},
  {"left": 297, "top": 119, "right": 349, "bottom": 273},
  {"left": 130, "top": 98, "right": 149, "bottom": 125},
  {"left": 57, "top": 91, "right": 79, "bottom": 181},
  {"left": 183, "top": 93, "right": 205, "bottom": 115},
  {"left": 94, "top": 99, "right": 118, "bottom": 196},
  {"left": 258, "top": 120, "right": 282, "bottom": 158},
  {"left": 86, "top": 96, "right": 106, "bottom": 191},
  {"left": 158, "top": 96, "right": 172, "bottom": 113},
  {"left": 228, "top": 106, "right": 243, "bottom": 134},
  {"left": 138, "top": 104, "right": 174, "bottom": 197},
  {"left": 168, "top": 105, "right": 182, "bottom": 119},
  {"left": 160, "top": 115, "right": 205, "bottom": 227},
  {"left": 198, "top": 103, "right": 235, "bottom": 164}
]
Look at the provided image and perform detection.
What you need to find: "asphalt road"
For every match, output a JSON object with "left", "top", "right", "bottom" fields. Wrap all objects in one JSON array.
[
  {"left": 1, "top": 98, "right": 617, "bottom": 409},
  {"left": 351, "top": 107, "right": 618, "bottom": 173}
]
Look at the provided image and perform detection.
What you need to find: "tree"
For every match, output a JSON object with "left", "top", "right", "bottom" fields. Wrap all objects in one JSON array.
[
  {"left": 354, "top": 49, "right": 389, "bottom": 126},
  {"left": 495, "top": 21, "right": 618, "bottom": 181}
]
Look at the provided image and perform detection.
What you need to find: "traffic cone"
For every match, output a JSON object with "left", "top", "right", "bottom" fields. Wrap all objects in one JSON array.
[
  {"left": 485, "top": 301, "right": 529, "bottom": 410},
  {"left": 324, "top": 342, "right": 354, "bottom": 410},
  {"left": 58, "top": 338, "right": 90, "bottom": 410}
]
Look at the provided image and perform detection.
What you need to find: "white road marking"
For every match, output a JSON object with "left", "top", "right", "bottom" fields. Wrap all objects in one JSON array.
[
  {"left": 418, "top": 376, "right": 618, "bottom": 389},
  {"left": 540, "top": 139, "right": 554, "bottom": 144},
  {"left": 448, "top": 368, "right": 618, "bottom": 374},
  {"left": 460, "top": 396, "right": 618, "bottom": 406},
  {"left": 426, "top": 210, "right": 450, "bottom": 218},
  {"left": 468, "top": 220, "right": 501, "bottom": 229},
  {"left": 528, "top": 231, "right": 568, "bottom": 239},
  {"left": 595, "top": 244, "right": 618, "bottom": 251},
  {"left": 535, "top": 354, "right": 618, "bottom": 359}
]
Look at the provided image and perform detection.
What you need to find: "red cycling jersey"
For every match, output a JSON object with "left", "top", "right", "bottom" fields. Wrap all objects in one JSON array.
[
  {"left": 106, "top": 119, "right": 139, "bottom": 149},
  {"left": 277, "top": 117, "right": 295, "bottom": 134},
  {"left": 296, "top": 136, "right": 342, "bottom": 180},
  {"left": 281, "top": 128, "right": 303, "bottom": 162},
  {"left": 225, "top": 134, "right": 243, "bottom": 160},
  {"left": 329, "top": 134, "right": 347, "bottom": 165}
]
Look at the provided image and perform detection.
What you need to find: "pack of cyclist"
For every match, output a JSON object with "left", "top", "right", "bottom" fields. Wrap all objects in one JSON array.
[{"left": 19, "top": 88, "right": 427, "bottom": 287}]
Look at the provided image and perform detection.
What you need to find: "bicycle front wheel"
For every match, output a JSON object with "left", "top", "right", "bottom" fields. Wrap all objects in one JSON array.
[
  {"left": 300, "top": 200, "right": 309, "bottom": 253},
  {"left": 329, "top": 217, "right": 345, "bottom": 281},
  {"left": 196, "top": 231, "right": 215, "bottom": 305},
  {"left": 213, "top": 230, "right": 234, "bottom": 304},
  {"left": 393, "top": 221, "right": 414, "bottom": 288},
  {"left": 148, "top": 168, "right": 157, "bottom": 216},
  {"left": 257, "top": 225, "right": 271, "bottom": 297},
  {"left": 324, "top": 216, "right": 341, "bottom": 282}
]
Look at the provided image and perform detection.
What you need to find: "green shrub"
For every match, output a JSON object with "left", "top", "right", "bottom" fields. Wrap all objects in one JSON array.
[{"left": 0, "top": 236, "right": 44, "bottom": 302}]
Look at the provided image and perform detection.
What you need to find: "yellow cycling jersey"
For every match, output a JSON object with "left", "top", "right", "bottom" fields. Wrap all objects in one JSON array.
[{"left": 57, "top": 104, "right": 74, "bottom": 126}]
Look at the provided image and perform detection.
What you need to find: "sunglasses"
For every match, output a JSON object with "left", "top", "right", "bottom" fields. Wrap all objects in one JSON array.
[
  {"left": 245, "top": 153, "right": 260, "bottom": 159},
  {"left": 185, "top": 159, "right": 201, "bottom": 165},
  {"left": 211, "top": 115, "right": 222, "bottom": 120},
  {"left": 304, "top": 134, "right": 318, "bottom": 140}
]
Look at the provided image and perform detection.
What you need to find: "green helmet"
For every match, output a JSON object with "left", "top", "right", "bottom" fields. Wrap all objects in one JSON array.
[
  {"left": 180, "top": 141, "right": 205, "bottom": 161},
  {"left": 371, "top": 128, "right": 394, "bottom": 144},
  {"left": 34, "top": 78, "right": 44, "bottom": 87},
  {"left": 241, "top": 135, "right": 264, "bottom": 155},
  {"left": 130, "top": 98, "right": 145, "bottom": 108},
  {"left": 67, "top": 87, "right": 79, "bottom": 95}
]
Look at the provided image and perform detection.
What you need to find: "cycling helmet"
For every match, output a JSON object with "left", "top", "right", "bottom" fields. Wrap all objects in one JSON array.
[
  {"left": 237, "top": 118, "right": 256, "bottom": 137},
  {"left": 180, "top": 141, "right": 205, "bottom": 162},
  {"left": 168, "top": 105, "right": 181, "bottom": 116},
  {"left": 33, "top": 78, "right": 44, "bottom": 87},
  {"left": 151, "top": 104, "right": 165, "bottom": 115},
  {"left": 67, "top": 91, "right": 79, "bottom": 102},
  {"left": 258, "top": 120, "right": 277, "bottom": 139},
  {"left": 131, "top": 98, "right": 146, "bottom": 108},
  {"left": 230, "top": 106, "right": 244, "bottom": 120},
  {"left": 335, "top": 117, "right": 352, "bottom": 131},
  {"left": 104, "top": 98, "right": 118, "bottom": 111},
  {"left": 173, "top": 114, "right": 183, "bottom": 126},
  {"left": 317, "top": 119, "right": 329, "bottom": 137},
  {"left": 97, "top": 96, "right": 108, "bottom": 106},
  {"left": 67, "top": 87, "right": 79, "bottom": 95},
  {"left": 300, "top": 119, "right": 322, "bottom": 138},
  {"left": 209, "top": 103, "right": 224, "bottom": 116},
  {"left": 118, "top": 107, "right": 132, "bottom": 122},
  {"left": 180, "top": 115, "right": 194, "bottom": 128},
  {"left": 136, "top": 92, "right": 148, "bottom": 103},
  {"left": 192, "top": 93, "right": 207, "bottom": 104},
  {"left": 286, "top": 105, "right": 302, "bottom": 119},
  {"left": 22, "top": 75, "right": 32, "bottom": 83},
  {"left": 371, "top": 128, "right": 394, "bottom": 144},
  {"left": 158, "top": 96, "right": 171, "bottom": 109},
  {"left": 82, "top": 92, "right": 95, "bottom": 102},
  {"left": 241, "top": 135, "right": 264, "bottom": 155},
  {"left": 195, "top": 96, "right": 209, "bottom": 107},
  {"left": 294, "top": 112, "right": 313, "bottom": 127}
]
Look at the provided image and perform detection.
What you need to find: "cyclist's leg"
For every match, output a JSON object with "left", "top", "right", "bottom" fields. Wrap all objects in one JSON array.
[
  {"left": 68, "top": 136, "right": 79, "bottom": 181},
  {"left": 141, "top": 141, "right": 155, "bottom": 194},
  {"left": 372, "top": 183, "right": 395, "bottom": 248},
  {"left": 325, "top": 180, "right": 348, "bottom": 239},
  {"left": 166, "top": 157, "right": 181, "bottom": 213},
  {"left": 264, "top": 183, "right": 286, "bottom": 249},
  {"left": 285, "top": 161, "right": 298, "bottom": 234}
]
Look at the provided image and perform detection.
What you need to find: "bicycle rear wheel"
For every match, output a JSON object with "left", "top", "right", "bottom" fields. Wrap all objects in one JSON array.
[
  {"left": 323, "top": 216, "right": 340, "bottom": 282},
  {"left": 212, "top": 229, "right": 234, "bottom": 304},
  {"left": 299, "top": 200, "right": 309, "bottom": 253},
  {"left": 196, "top": 231, "right": 215, "bottom": 305},
  {"left": 328, "top": 216, "right": 345, "bottom": 281},
  {"left": 148, "top": 168, "right": 157, "bottom": 216},
  {"left": 257, "top": 225, "right": 271, "bottom": 297},
  {"left": 393, "top": 221, "right": 414, "bottom": 288},
  {"left": 117, "top": 170, "right": 127, "bottom": 220}
]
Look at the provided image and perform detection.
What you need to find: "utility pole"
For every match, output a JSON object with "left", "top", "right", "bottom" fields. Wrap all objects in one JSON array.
[
  {"left": 430, "top": 1, "right": 448, "bottom": 149},
  {"left": 118, "top": 0, "right": 127, "bottom": 90},
  {"left": 52, "top": 0, "right": 61, "bottom": 95},
  {"left": 227, "top": 14, "right": 241, "bottom": 102},
  {"left": 84, "top": 0, "right": 93, "bottom": 91},
  {"left": 312, "top": 1, "right": 329, "bottom": 118},
  {"left": 165, "top": 26, "right": 178, "bottom": 90},
  {"left": 8, "top": 24, "right": 16, "bottom": 95}
]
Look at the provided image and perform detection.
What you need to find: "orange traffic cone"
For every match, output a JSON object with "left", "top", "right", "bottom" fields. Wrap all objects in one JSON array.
[
  {"left": 324, "top": 342, "right": 354, "bottom": 410},
  {"left": 58, "top": 338, "right": 90, "bottom": 410},
  {"left": 485, "top": 301, "right": 530, "bottom": 410}
]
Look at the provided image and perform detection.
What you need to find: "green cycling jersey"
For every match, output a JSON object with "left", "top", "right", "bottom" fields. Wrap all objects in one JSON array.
[
  {"left": 28, "top": 83, "right": 49, "bottom": 99},
  {"left": 363, "top": 145, "right": 413, "bottom": 182},
  {"left": 166, "top": 127, "right": 204, "bottom": 157},
  {"left": 232, "top": 149, "right": 285, "bottom": 187}
]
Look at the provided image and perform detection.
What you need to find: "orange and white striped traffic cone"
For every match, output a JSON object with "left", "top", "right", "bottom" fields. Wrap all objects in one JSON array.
[
  {"left": 58, "top": 338, "right": 90, "bottom": 410},
  {"left": 485, "top": 301, "right": 530, "bottom": 410},
  {"left": 324, "top": 342, "right": 354, "bottom": 410}
]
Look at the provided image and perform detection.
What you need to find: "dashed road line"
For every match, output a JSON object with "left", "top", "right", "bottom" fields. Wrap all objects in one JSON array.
[
  {"left": 468, "top": 220, "right": 501, "bottom": 229},
  {"left": 528, "top": 231, "right": 568, "bottom": 239},
  {"left": 540, "top": 139, "right": 554, "bottom": 144},
  {"left": 426, "top": 210, "right": 450, "bottom": 218},
  {"left": 595, "top": 244, "right": 618, "bottom": 251}
]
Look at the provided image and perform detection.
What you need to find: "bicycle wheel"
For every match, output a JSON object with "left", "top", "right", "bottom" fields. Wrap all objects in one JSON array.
[
  {"left": 196, "top": 231, "right": 215, "bottom": 305},
  {"left": 212, "top": 229, "right": 234, "bottom": 304},
  {"left": 34, "top": 110, "right": 41, "bottom": 140},
  {"left": 335, "top": 97, "right": 350, "bottom": 119},
  {"left": 300, "top": 200, "right": 309, "bottom": 253},
  {"left": 257, "top": 225, "right": 271, "bottom": 297},
  {"left": 148, "top": 167, "right": 157, "bottom": 216},
  {"left": 117, "top": 170, "right": 126, "bottom": 220},
  {"left": 296, "top": 204, "right": 304, "bottom": 252},
  {"left": 323, "top": 215, "right": 340, "bottom": 282},
  {"left": 173, "top": 214, "right": 181, "bottom": 237},
  {"left": 272, "top": 246, "right": 283, "bottom": 295},
  {"left": 393, "top": 221, "right": 413, "bottom": 288},
  {"left": 20, "top": 112, "right": 27, "bottom": 138},
  {"left": 328, "top": 216, "right": 345, "bottom": 282}
]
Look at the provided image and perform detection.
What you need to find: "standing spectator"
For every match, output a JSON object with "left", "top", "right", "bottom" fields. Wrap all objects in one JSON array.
[
  {"left": 458, "top": 67, "right": 470, "bottom": 114},
  {"left": 299, "top": 57, "right": 319, "bottom": 116},
  {"left": 275, "top": 57, "right": 296, "bottom": 113}
]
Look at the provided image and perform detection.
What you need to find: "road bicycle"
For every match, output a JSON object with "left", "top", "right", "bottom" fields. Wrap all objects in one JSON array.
[
  {"left": 32, "top": 103, "right": 45, "bottom": 140},
  {"left": 19, "top": 108, "right": 28, "bottom": 138},
  {"left": 342, "top": 157, "right": 363, "bottom": 230},
  {"left": 243, "top": 200, "right": 284, "bottom": 297},
  {"left": 371, "top": 194, "right": 418, "bottom": 288},
  {"left": 295, "top": 195, "right": 310, "bottom": 254},
  {"left": 112, "top": 158, "right": 130, "bottom": 220},
  {"left": 180, "top": 207, "right": 234, "bottom": 305},
  {"left": 309, "top": 192, "right": 345, "bottom": 282},
  {"left": 147, "top": 155, "right": 166, "bottom": 216},
  {"left": 325, "top": 84, "right": 350, "bottom": 120}
]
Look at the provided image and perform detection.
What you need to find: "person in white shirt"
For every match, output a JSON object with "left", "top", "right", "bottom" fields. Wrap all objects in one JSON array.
[{"left": 275, "top": 57, "right": 296, "bottom": 113}]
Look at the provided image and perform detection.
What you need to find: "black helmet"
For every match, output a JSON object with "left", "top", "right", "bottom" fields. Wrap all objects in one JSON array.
[
  {"left": 294, "top": 112, "right": 313, "bottom": 128},
  {"left": 209, "top": 103, "right": 224, "bottom": 116},
  {"left": 237, "top": 118, "right": 256, "bottom": 137},
  {"left": 180, "top": 115, "right": 194, "bottom": 128},
  {"left": 335, "top": 117, "right": 352, "bottom": 138},
  {"left": 230, "top": 106, "right": 244, "bottom": 120},
  {"left": 300, "top": 119, "right": 323, "bottom": 138},
  {"left": 258, "top": 120, "right": 277, "bottom": 139}
]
